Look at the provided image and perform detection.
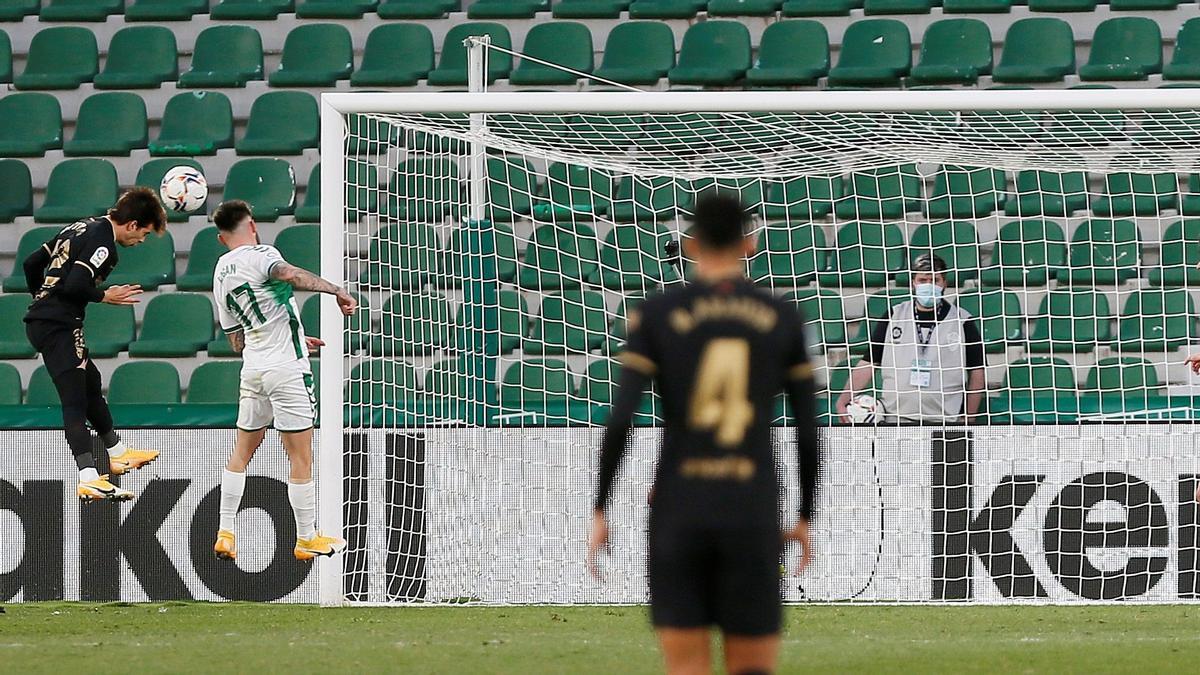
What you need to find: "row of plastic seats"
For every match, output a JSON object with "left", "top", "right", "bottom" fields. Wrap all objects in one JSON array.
[
  {"left": 0, "top": 359, "right": 264, "bottom": 407},
  {"left": 0, "top": 0, "right": 466, "bottom": 21}
]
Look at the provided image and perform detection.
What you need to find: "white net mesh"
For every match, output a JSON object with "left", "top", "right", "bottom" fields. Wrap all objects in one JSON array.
[{"left": 331, "top": 100, "right": 1200, "bottom": 604}]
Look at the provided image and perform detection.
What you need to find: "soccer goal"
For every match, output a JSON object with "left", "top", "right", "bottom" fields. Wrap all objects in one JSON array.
[{"left": 318, "top": 88, "right": 1200, "bottom": 606}]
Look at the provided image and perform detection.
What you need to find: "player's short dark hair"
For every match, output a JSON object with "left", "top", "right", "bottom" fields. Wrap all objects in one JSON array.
[
  {"left": 689, "top": 191, "right": 749, "bottom": 249},
  {"left": 912, "top": 253, "right": 948, "bottom": 274},
  {"left": 109, "top": 187, "right": 166, "bottom": 233},
  {"left": 213, "top": 200, "right": 254, "bottom": 233}
]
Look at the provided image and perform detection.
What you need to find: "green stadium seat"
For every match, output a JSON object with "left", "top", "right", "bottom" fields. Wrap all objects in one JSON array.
[
  {"left": 0, "top": 159, "right": 32, "bottom": 222},
  {"left": 377, "top": 0, "right": 458, "bottom": 18},
  {"left": 818, "top": 221, "right": 906, "bottom": 288},
  {"left": 781, "top": 0, "right": 858, "bottom": 15},
  {"left": 509, "top": 22, "right": 593, "bottom": 86},
  {"left": 294, "top": 165, "right": 321, "bottom": 224},
  {"left": 834, "top": 165, "right": 922, "bottom": 219},
  {"left": 1111, "top": 0, "right": 1176, "bottom": 8},
  {"left": 526, "top": 290, "right": 608, "bottom": 355},
  {"left": 300, "top": 293, "right": 319, "bottom": 338},
  {"left": 864, "top": 0, "right": 931, "bottom": 12},
  {"left": 83, "top": 303, "right": 135, "bottom": 358},
  {"left": 0, "top": 362, "right": 18, "bottom": 405},
  {"left": 980, "top": 220, "right": 1067, "bottom": 288},
  {"left": 906, "top": 220, "right": 980, "bottom": 285},
  {"left": 422, "top": 357, "right": 471, "bottom": 400},
  {"left": 150, "top": 92, "right": 233, "bottom": 157},
  {"left": 993, "top": 19, "right": 1075, "bottom": 84},
  {"left": 446, "top": 222, "right": 518, "bottom": 286},
  {"left": 274, "top": 225, "right": 320, "bottom": 276},
  {"left": 128, "top": 294, "right": 214, "bottom": 358},
  {"left": 749, "top": 221, "right": 827, "bottom": 287},
  {"left": 0, "top": 0, "right": 38, "bottom": 20},
  {"left": 486, "top": 156, "right": 538, "bottom": 222},
  {"left": 382, "top": 158, "right": 459, "bottom": 221},
  {"left": 176, "top": 228, "right": 223, "bottom": 291},
  {"left": 827, "top": 20, "right": 911, "bottom": 87},
  {"left": 222, "top": 159, "right": 296, "bottom": 221},
  {"left": 370, "top": 292, "right": 451, "bottom": 357},
  {"left": 553, "top": 0, "right": 628, "bottom": 17},
  {"left": 910, "top": 19, "right": 992, "bottom": 85},
  {"left": 500, "top": 359, "right": 573, "bottom": 410},
  {"left": 1059, "top": 219, "right": 1141, "bottom": 286},
  {"left": 109, "top": 362, "right": 181, "bottom": 404},
  {"left": 346, "top": 359, "right": 419, "bottom": 407},
  {"left": 26, "top": 367, "right": 58, "bottom": 405},
  {"left": 1027, "top": 290, "right": 1113, "bottom": 354},
  {"left": 0, "top": 93, "right": 61, "bottom": 157},
  {"left": 236, "top": 91, "right": 318, "bottom": 155},
  {"left": 784, "top": 289, "right": 846, "bottom": 352},
  {"left": 628, "top": 0, "right": 706, "bottom": 19},
  {"left": 362, "top": 222, "right": 439, "bottom": 289},
  {"left": 4, "top": 226, "right": 60, "bottom": 293},
  {"left": 610, "top": 176, "right": 688, "bottom": 223},
  {"left": 469, "top": 0, "right": 548, "bottom": 18},
  {"left": 591, "top": 22, "right": 675, "bottom": 86},
  {"left": 1079, "top": 18, "right": 1162, "bottom": 82},
  {"left": 520, "top": 222, "right": 600, "bottom": 290},
  {"left": 34, "top": 159, "right": 117, "bottom": 224},
  {"left": 350, "top": 24, "right": 434, "bottom": 87},
  {"left": 187, "top": 361, "right": 242, "bottom": 404},
  {"left": 1113, "top": 289, "right": 1196, "bottom": 351},
  {"left": 708, "top": 0, "right": 780, "bottom": 15},
  {"left": 0, "top": 295, "right": 34, "bottom": 358},
  {"left": 691, "top": 176, "right": 765, "bottom": 214},
  {"left": 1085, "top": 357, "right": 1160, "bottom": 405},
  {"left": 1182, "top": 174, "right": 1200, "bottom": 215},
  {"left": 0, "top": 31, "right": 9, "bottom": 84},
  {"left": 606, "top": 295, "right": 644, "bottom": 354},
  {"left": 762, "top": 177, "right": 840, "bottom": 220},
  {"left": 302, "top": 291, "right": 370, "bottom": 353},
  {"left": 63, "top": 93, "right": 147, "bottom": 157},
  {"left": 1150, "top": 220, "right": 1200, "bottom": 287},
  {"left": 1092, "top": 172, "right": 1178, "bottom": 217},
  {"left": 847, "top": 287, "right": 908, "bottom": 356},
  {"left": 925, "top": 166, "right": 1005, "bottom": 219},
  {"left": 745, "top": 20, "right": 829, "bottom": 87},
  {"left": 103, "top": 230, "right": 175, "bottom": 290},
  {"left": 269, "top": 24, "right": 354, "bottom": 88},
  {"left": 179, "top": 26, "right": 264, "bottom": 88},
  {"left": 15, "top": 27, "right": 96, "bottom": 90},
  {"left": 135, "top": 158, "right": 205, "bottom": 222},
  {"left": 39, "top": 0, "right": 122, "bottom": 21},
  {"left": 1165, "top": 20, "right": 1200, "bottom": 80},
  {"left": 669, "top": 21, "right": 751, "bottom": 86},
  {"left": 598, "top": 221, "right": 681, "bottom": 291},
  {"left": 1005, "top": 357, "right": 1075, "bottom": 395},
  {"left": 211, "top": 0, "right": 293, "bottom": 19},
  {"left": 427, "top": 23, "right": 512, "bottom": 87},
  {"left": 956, "top": 288, "right": 1023, "bottom": 353},
  {"left": 297, "top": 0, "right": 377, "bottom": 17},
  {"left": 1004, "top": 170, "right": 1089, "bottom": 217},
  {"left": 94, "top": 26, "right": 177, "bottom": 89},
  {"left": 126, "top": 0, "right": 209, "bottom": 20},
  {"left": 577, "top": 359, "right": 621, "bottom": 405},
  {"left": 1028, "top": 0, "right": 1094, "bottom": 10},
  {"left": 536, "top": 163, "right": 613, "bottom": 219},
  {"left": 453, "top": 288, "right": 527, "bottom": 355}
]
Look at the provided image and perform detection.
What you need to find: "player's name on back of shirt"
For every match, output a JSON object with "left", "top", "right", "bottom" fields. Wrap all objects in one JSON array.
[{"left": 667, "top": 294, "right": 780, "bottom": 334}]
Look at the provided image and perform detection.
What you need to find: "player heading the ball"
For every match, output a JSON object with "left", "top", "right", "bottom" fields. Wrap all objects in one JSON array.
[
  {"left": 587, "top": 192, "right": 823, "bottom": 675},
  {"left": 23, "top": 187, "right": 168, "bottom": 502},
  {"left": 210, "top": 200, "right": 356, "bottom": 563}
]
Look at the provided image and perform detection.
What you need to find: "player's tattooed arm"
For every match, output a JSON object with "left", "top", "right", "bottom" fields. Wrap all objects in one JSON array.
[
  {"left": 269, "top": 262, "right": 358, "bottom": 317},
  {"left": 227, "top": 329, "right": 246, "bottom": 354}
]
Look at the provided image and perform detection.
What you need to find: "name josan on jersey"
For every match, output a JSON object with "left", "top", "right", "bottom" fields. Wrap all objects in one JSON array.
[{"left": 213, "top": 245, "right": 309, "bottom": 372}]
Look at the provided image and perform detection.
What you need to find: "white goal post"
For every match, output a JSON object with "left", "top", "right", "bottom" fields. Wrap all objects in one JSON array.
[{"left": 319, "top": 89, "right": 1200, "bottom": 607}]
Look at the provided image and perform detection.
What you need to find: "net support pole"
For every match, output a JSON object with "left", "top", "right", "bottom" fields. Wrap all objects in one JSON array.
[
  {"left": 317, "top": 97, "right": 346, "bottom": 606},
  {"left": 465, "top": 37, "right": 500, "bottom": 426}
]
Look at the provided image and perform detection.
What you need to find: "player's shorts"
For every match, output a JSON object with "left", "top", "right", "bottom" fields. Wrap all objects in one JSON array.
[
  {"left": 237, "top": 367, "right": 316, "bottom": 433},
  {"left": 25, "top": 320, "right": 88, "bottom": 378},
  {"left": 647, "top": 522, "right": 782, "bottom": 636}
]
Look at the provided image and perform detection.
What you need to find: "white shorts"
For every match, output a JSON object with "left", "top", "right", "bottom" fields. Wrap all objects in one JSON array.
[{"left": 237, "top": 367, "right": 316, "bottom": 433}]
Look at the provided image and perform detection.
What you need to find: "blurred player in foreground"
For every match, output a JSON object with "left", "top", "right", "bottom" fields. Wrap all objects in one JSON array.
[
  {"left": 23, "top": 188, "right": 167, "bottom": 502},
  {"left": 210, "top": 200, "right": 356, "bottom": 562},
  {"left": 587, "top": 193, "right": 823, "bottom": 675}
]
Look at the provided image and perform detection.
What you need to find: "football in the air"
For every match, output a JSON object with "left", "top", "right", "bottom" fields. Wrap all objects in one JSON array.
[
  {"left": 159, "top": 166, "right": 208, "bottom": 214},
  {"left": 846, "top": 394, "right": 884, "bottom": 424}
]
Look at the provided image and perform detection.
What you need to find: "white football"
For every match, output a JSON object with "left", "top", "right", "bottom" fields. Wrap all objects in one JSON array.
[
  {"left": 846, "top": 394, "right": 884, "bottom": 424},
  {"left": 159, "top": 165, "right": 208, "bottom": 214}
]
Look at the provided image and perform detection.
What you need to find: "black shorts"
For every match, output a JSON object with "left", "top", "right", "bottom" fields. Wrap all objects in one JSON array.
[
  {"left": 647, "top": 522, "right": 783, "bottom": 636},
  {"left": 26, "top": 320, "right": 88, "bottom": 378}
]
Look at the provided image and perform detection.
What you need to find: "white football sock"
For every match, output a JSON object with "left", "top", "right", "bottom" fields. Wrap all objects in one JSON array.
[
  {"left": 219, "top": 469, "right": 246, "bottom": 533},
  {"left": 79, "top": 467, "right": 99, "bottom": 482},
  {"left": 107, "top": 439, "right": 127, "bottom": 458},
  {"left": 288, "top": 479, "right": 317, "bottom": 541}
]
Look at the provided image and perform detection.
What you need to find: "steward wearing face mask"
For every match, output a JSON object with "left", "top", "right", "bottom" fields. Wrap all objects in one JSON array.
[{"left": 836, "top": 253, "right": 986, "bottom": 425}]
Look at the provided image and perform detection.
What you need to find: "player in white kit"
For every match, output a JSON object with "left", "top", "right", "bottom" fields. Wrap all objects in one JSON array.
[{"left": 209, "top": 200, "right": 357, "bottom": 562}]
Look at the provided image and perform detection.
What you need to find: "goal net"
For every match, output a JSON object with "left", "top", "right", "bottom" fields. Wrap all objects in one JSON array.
[{"left": 319, "top": 90, "right": 1200, "bottom": 606}]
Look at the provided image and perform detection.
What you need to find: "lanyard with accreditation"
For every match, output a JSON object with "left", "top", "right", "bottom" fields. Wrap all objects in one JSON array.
[{"left": 910, "top": 305, "right": 937, "bottom": 389}]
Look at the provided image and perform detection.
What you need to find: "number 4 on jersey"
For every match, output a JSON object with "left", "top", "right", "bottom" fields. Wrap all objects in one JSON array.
[{"left": 689, "top": 338, "right": 755, "bottom": 448}]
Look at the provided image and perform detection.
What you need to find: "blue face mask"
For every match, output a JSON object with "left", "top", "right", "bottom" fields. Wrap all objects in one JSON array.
[{"left": 914, "top": 282, "right": 942, "bottom": 309}]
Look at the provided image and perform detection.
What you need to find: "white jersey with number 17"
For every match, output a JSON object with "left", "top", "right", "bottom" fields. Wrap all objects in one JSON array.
[{"left": 213, "top": 244, "right": 310, "bottom": 373}]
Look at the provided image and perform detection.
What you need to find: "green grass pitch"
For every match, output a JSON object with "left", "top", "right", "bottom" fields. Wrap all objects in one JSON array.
[{"left": 1, "top": 603, "right": 1198, "bottom": 673}]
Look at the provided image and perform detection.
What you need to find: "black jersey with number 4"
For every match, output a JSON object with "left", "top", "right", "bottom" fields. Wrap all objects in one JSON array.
[
  {"left": 24, "top": 217, "right": 118, "bottom": 327},
  {"left": 596, "top": 277, "right": 821, "bottom": 530}
]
